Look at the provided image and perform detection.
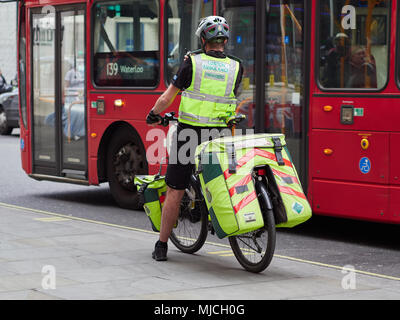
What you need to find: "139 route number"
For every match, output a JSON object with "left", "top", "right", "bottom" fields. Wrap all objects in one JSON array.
[{"left": 106, "top": 62, "right": 118, "bottom": 76}]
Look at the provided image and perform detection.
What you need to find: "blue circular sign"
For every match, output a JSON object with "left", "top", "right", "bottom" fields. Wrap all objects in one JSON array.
[{"left": 359, "top": 157, "right": 371, "bottom": 174}]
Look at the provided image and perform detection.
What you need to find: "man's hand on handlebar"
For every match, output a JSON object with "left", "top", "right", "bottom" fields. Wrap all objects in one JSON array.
[
  {"left": 147, "top": 110, "right": 244, "bottom": 128},
  {"left": 225, "top": 113, "right": 246, "bottom": 127},
  {"left": 146, "top": 110, "right": 163, "bottom": 127},
  {"left": 146, "top": 111, "right": 177, "bottom": 127}
]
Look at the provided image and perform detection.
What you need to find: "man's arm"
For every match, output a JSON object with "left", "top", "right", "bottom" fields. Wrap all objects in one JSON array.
[
  {"left": 147, "top": 54, "right": 190, "bottom": 126},
  {"left": 151, "top": 84, "right": 181, "bottom": 115}
]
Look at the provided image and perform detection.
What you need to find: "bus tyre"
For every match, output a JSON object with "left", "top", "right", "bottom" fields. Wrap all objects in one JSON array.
[{"left": 106, "top": 127, "right": 146, "bottom": 210}]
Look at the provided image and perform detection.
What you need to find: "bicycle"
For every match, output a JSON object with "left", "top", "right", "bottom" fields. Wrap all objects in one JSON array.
[{"left": 155, "top": 112, "right": 276, "bottom": 273}]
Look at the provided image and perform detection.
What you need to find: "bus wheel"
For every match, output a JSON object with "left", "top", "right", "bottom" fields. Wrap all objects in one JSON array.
[{"left": 106, "top": 127, "right": 146, "bottom": 210}]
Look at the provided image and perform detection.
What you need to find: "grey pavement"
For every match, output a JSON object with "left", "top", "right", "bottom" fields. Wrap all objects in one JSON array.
[{"left": 0, "top": 204, "right": 399, "bottom": 300}]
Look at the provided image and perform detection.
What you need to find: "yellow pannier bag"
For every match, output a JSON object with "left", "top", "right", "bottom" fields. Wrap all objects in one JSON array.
[
  {"left": 195, "top": 133, "right": 311, "bottom": 239},
  {"left": 134, "top": 175, "right": 167, "bottom": 232}
]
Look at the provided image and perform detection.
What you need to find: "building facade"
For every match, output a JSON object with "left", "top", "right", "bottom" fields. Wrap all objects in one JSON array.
[{"left": 0, "top": 2, "right": 17, "bottom": 82}]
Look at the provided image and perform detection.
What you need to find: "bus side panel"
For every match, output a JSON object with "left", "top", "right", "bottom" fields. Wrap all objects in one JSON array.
[
  {"left": 311, "top": 97, "right": 397, "bottom": 132},
  {"left": 88, "top": 157, "right": 99, "bottom": 185},
  {"left": 312, "top": 179, "right": 390, "bottom": 223},
  {"left": 20, "top": 129, "right": 31, "bottom": 175},
  {"left": 310, "top": 130, "right": 389, "bottom": 184},
  {"left": 388, "top": 132, "right": 400, "bottom": 221},
  {"left": 389, "top": 186, "right": 400, "bottom": 223},
  {"left": 390, "top": 133, "right": 400, "bottom": 185},
  {"left": 87, "top": 89, "right": 180, "bottom": 183}
]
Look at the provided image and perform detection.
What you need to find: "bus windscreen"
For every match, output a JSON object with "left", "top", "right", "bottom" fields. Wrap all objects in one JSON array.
[{"left": 93, "top": 0, "right": 160, "bottom": 87}]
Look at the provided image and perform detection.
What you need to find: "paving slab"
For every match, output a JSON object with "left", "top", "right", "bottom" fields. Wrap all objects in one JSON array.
[{"left": 0, "top": 204, "right": 399, "bottom": 300}]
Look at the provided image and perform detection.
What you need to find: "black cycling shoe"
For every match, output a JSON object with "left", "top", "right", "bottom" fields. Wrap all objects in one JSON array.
[{"left": 152, "top": 240, "right": 168, "bottom": 261}]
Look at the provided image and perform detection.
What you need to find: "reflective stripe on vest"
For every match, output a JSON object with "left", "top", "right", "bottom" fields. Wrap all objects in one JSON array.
[
  {"left": 179, "top": 53, "right": 239, "bottom": 127},
  {"left": 178, "top": 111, "right": 224, "bottom": 126},
  {"left": 181, "top": 91, "right": 237, "bottom": 105}
]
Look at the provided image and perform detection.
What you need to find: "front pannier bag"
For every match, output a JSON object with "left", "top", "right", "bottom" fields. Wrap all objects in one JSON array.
[
  {"left": 134, "top": 175, "right": 167, "bottom": 232},
  {"left": 195, "top": 134, "right": 311, "bottom": 239}
]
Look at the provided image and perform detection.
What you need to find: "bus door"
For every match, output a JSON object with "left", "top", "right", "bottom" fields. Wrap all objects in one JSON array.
[
  {"left": 31, "top": 5, "right": 87, "bottom": 180},
  {"left": 263, "top": 0, "right": 306, "bottom": 183},
  {"left": 311, "top": 0, "right": 392, "bottom": 222},
  {"left": 220, "top": 0, "right": 307, "bottom": 183}
]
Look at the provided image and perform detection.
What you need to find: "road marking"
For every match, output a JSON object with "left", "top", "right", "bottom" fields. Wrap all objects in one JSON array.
[
  {"left": 207, "top": 250, "right": 233, "bottom": 255},
  {"left": 1, "top": 201, "right": 400, "bottom": 282},
  {"left": 34, "top": 217, "right": 71, "bottom": 222},
  {"left": 220, "top": 253, "right": 236, "bottom": 257},
  {"left": 273, "top": 254, "right": 400, "bottom": 282},
  {"left": 0, "top": 201, "right": 158, "bottom": 235},
  {"left": 208, "top": 248, "right": 257, "bottom": 257},
  {"left": 203, "top": 239, "right": 400, "bottom": 281}
]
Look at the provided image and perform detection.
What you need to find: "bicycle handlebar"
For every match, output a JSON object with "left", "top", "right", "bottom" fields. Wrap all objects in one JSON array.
[
  {"left": 157, "top": 112, "right": 246, "bottom": 127},
  {"left": 159, "top": 112, "right": 178, "bottom": 127},
  {"left": 225, "top": 114, "right": 246, "bottom": 128}
]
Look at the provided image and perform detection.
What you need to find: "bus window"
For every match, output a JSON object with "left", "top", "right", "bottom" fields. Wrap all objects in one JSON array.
[
  {"left": 264, "top": 0, "right": 305, "bottom": 177},
  {"left": 220, "top": 1, "right": 256, "bottom": 132},
  {"left": 32, "top": 12, "right": 57, "bottom": 164},
  {"left": 165, "top": 0, "right": 213, "bottom": 83},
  {"left": 93, "top": 0, "right": 160, "bottom": 87},
  {"left": 61, "top": 10, "right": 86, "bottom": 167},
  {"left": 318, "top": 0, "right": 389, "bottom": 90}
]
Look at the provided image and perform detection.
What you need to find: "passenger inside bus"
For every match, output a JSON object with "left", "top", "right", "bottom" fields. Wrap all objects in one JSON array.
[
  {"left": 321, "top": 33, "right": 377, "bottom": 89},
  {"left": 63, "top": 60, "right": 85, "bottom": 139},
  {"left": 346, "top": 46, "right": 377, "bottom": 89},
  {"left": 45, "top": 60, "right": 85, "bottom": 140},
  {"left": 64, "top": 62, "right": 84, "bottom": 103}
]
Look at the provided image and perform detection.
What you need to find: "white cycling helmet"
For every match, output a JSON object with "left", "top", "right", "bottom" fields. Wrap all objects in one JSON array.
[{"left": 195, "top": 16, "right": 230, "bottom": 43}]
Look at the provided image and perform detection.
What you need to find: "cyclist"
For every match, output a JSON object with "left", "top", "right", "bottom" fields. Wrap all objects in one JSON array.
[{"left": 146, "top": 16, "right": 243, "bottom": 261}]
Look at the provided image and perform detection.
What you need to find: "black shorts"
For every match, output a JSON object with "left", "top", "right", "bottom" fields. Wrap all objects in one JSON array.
[{"left": 165, "top": 122, "right": 230, "bottom": 190}]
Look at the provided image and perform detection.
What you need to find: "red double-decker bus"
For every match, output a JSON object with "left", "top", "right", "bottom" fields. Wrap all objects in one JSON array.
[
  {"left": 16, "top": 0, "right": 400, "bottom": 223},
  {"left": 17, "top": 0, "right": 217, "bottom": 209}
]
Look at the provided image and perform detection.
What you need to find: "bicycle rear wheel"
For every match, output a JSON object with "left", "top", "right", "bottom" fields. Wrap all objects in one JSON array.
[
  {"left": 169, "top": 180, "right": 208, "bottom": 254},
  {"left": 229, "top": 182, "right": 276, "bottom": 273}
]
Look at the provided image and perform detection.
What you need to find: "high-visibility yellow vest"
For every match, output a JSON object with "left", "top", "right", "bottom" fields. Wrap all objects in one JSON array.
[{"left": 179, "top": 53, "right": 240, "bottom": 127}]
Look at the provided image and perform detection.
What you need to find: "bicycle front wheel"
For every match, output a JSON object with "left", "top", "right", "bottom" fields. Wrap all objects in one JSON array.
[
  {"left": 229, "top": 183, "right": 276, "bottom": 273},
  {"left": 169, "top": 182, "right": 208, "bottom": 254}
]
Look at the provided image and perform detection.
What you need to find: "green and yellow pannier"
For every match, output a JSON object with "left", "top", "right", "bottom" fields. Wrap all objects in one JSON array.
[
  {"left": 134, "top": 175, "right": 167, "bottom": 232},
  {"left": 195, "top": 133, "right": 311, "bottom": 239}
]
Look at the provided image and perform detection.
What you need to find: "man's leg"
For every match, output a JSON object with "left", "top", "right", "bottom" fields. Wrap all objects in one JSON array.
[
  {"left": 152, "top": 187, "right": 185, "bottom": 261},
  {"left": 159, "top": 187, "right": 185, "bottom": 242},
  {"left": 153, "top": 123, "right": 196, "bottom": 260}
]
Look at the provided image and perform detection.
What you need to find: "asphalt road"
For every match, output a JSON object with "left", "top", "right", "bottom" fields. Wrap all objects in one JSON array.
[{"left": 1, "top": 130, "right": 399, "bottom": 279}]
